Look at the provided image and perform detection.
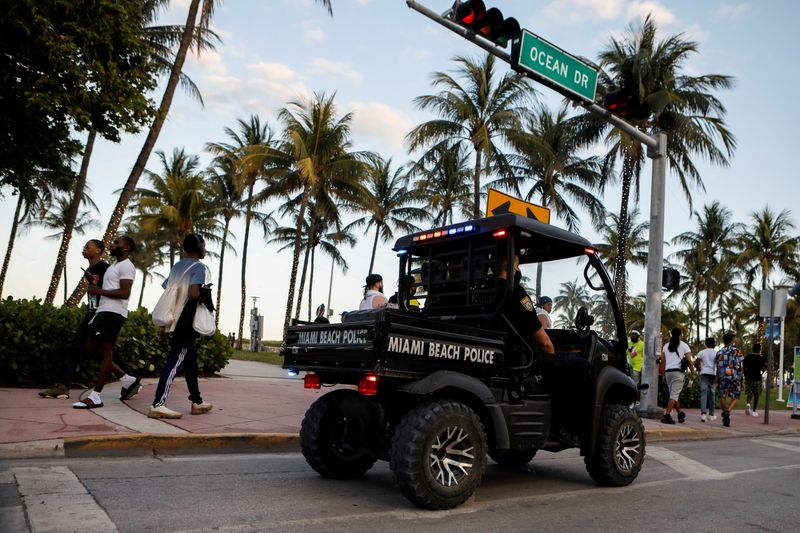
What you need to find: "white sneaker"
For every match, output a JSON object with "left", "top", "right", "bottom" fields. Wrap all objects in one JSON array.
[
  {"left": 752, "top": 410, "right": 759, "bottom": 417},
  {"left": 700, "top": 414, "right": 707, "bottom": 422},
  {"left": 710, "top": 415, "right": 717, "bottom": 421},
  {"left": 191, "top": 401, "right": 213, "bottom": 415},
  {"left": 745, "top": 403, "right": 751, "bottom": 416},
  {"left": 148, "top": 405, "right": 182, "bottom": 419}
]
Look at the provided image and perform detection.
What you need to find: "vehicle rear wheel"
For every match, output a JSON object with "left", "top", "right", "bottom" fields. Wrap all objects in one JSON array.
[
  {"left": 584, "top": 404, "right": 645, "bottom": 486},
  {"left": 300, "top": 389, "right": 377, "bottom": 479},
  {"left": 390, "top": 399, "right": 487, "bottom": 510},
  {"left": 489, "top": 449, "right": 537, "bottom": 467}
]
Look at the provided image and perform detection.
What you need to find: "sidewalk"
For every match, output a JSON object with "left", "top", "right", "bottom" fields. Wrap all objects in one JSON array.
[{"left": 1, "top": 360, "right": 799, "bottom": 459}]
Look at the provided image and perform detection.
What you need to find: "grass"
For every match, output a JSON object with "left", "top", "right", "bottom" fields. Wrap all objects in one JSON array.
[
  {"left": 229, "top": 348, "right": 283, "bottom": 366},
  {"left": 732, "top": 386, "right": 799, "bottom": 412}
]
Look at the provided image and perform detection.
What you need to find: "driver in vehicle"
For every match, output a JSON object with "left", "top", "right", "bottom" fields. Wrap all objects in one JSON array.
[{"left": 498, "top": 253, "right": 593, "bottom": 445}]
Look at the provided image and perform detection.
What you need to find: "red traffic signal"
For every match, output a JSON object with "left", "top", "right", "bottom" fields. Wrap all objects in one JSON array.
[
  {"left": 449, "top": 1, "right": 520, "bottom": 48},
  {"left": 603, "top": 89, "right": 651, "bottom": 121}
]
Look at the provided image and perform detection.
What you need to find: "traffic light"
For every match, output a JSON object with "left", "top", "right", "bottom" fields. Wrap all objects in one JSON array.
[
  {"left": 603, "top": 88, "right": 651, "bottom": 121},
  {"left": 662, "top": 268, "right": 680, "bottom": 291},
  {"left": 448, "top": 1, "right": 520, "bottom": 48}
]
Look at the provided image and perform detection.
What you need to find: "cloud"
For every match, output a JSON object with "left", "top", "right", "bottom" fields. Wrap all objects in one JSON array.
[
  {"left": 302, "top": 21, "right": 325, "bottom": 44},
  {"left": 714, "top": 3, "right": 751, "bottom": 19},
  {"left": 305, "top": 58, "right": 363, "bottom": 85},
  {"left": 541, "top": 0, "right": 625, "bottom": 22},
  {"left": 347, "top": 101, "right": 414, "bottom": 156},
  {"left": 627, "top": 1, "right": 676, "bottom": 26}
]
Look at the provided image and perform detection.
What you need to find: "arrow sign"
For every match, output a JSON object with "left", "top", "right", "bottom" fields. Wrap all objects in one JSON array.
[{"left": 486, "top": 189, "right": 550, "bottom": 223}]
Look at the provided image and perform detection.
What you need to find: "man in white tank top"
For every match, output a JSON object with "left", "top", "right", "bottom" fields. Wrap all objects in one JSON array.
[{"left": 359, "top": 273, "right": 388, "bottom": 310}]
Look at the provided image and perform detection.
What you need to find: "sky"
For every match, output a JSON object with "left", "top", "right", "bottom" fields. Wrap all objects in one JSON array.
[{"left": 2, "top": 0, "right": 799, "bottom": 341}]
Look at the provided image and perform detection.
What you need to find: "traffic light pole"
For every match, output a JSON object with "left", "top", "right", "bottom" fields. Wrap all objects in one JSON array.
[{"left": 407, "top": 0, "right": 667, "bottom": 417}]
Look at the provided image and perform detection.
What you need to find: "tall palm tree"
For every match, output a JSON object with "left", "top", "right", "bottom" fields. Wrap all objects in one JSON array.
[
  {"left": 672, "top": 201, "right": 742, "bottom": 336},
  {"left": 347, "top": 157, "right": 428, "bottom": 274},
  {"left": 206, "top": 115, "right": 275, "bottom": 347},
  {"left": 553, "top": 278, "right": 593, "bottom": 328},
  {"left": 736, "top": 207, "right": 799, "bottom": 291},
  {"left": 26, "top": 192, "right": 99, "bottom": 301},
  {"left": 120, "top": 220, "right": 168, "bottom": 309},
  {"left": 407, "top": 53, "right": 535, "bottom": 218},
  {"left": 502, "top": 104, "right": 606, "bottom": 297},
  {"left": 574, "top": 15, "right": 736, "bottom": 308},
  {"left": 257, "top": 92, "right": 367, "bottom": 334},
  {"left": 594, "top": 208, "right": 649, "bottom": 295},
  {"left": 132, "top": 147, "right": 221, "bottom": 264},
  {"left": 411, "top": 144, "right": 473, "bottom": 227}
]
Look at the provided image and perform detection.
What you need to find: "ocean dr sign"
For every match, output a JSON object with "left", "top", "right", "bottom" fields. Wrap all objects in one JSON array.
[{"left": 511, "top": 30, "right": 598, "bottom": 103}]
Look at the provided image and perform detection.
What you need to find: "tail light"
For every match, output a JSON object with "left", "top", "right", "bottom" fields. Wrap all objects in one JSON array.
[
  {"left": 304, "top": 373, "right": 321, "bottom": 389},
  {"left": 358, "top": 373, "right": 379, "bottom": 396}
]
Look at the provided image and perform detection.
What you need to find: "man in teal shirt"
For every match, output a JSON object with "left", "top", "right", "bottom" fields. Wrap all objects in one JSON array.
[{"left": 629, "top": 330, "right": 644, "bottom": 384}]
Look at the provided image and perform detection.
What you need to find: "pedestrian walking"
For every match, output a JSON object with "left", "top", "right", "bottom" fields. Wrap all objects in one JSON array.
[
  {"left": 628, "top": 329, "right": 644, "bottom": 385},
  {"left": 72, "top": 236, "right": 138, "bottom": 409},
  {"left": 40, "top": 239, "right": 141, "bottom": 400},
  {"left": 660, "top": 327, "right": 694, "bottom": 424},
  {"left": 359, "top": 273, "right": 387, "bottom": 310},
  {"left": 717, "top": 332, "right": 743, "bottom": 427},
  {"left": 149, "top": 233, "right": 213, "bottom": 419},
  {"left": 696, "top": 337, "right": 718, "bottom": 422},
  {"left": 743, "top": 343, "right": 766, "bottom": 417}
]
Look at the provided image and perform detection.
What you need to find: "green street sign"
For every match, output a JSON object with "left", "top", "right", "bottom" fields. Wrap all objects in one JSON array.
[{"left": 511, "top": 30, "right": 598, "bottom": 103}]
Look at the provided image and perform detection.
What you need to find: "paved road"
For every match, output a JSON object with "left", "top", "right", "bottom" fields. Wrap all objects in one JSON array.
[{"left": 2, "top": 434, "right": 799, "bottom": 532}]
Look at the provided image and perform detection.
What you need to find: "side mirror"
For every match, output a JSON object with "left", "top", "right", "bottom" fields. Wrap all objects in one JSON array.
[{"left": 575, "top": 306, "right": 595, "bottom": 331}]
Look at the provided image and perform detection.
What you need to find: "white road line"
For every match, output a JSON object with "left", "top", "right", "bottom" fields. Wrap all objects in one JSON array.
[
  {"left": 646, "top": 446, "right": 729, "bottom": 479},
  {"left": 751, "top": 439, "right": 800, "bottom": 454},
  {"left": 12, "top": 466, "right": 117, "bottom": 533}
]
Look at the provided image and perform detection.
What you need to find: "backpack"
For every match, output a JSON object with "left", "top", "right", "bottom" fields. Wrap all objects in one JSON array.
[{"left": 151, "top": 262, "right": 202, "bottom": 328}]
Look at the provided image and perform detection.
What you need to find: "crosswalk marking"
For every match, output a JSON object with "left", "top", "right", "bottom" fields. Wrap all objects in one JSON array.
[
  {"left": 751, "top": 439, "right": 800, "bottom": 454},
  {"left": 646, "top": 446, "right": 729, "bottom": 479},
  {"left": 12, "top": 466, "right": 117, "bottom": 533}
]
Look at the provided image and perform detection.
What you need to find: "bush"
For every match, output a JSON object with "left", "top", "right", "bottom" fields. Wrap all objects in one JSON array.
[
  {"left": 0, "top": 297, "right": 231, "bottom": 386},
  {"left": 679, "top": 372, "right": 701, "bottom": 408}
]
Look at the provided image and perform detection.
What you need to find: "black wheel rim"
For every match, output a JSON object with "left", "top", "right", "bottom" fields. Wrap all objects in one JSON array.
[
  {"left": 614, "top": 422, "right": 641, "bottom": 473},
  {"left": 428, "top": 425, "right": 475, "bottom": 487},
  {"left": 330, "top": 416, "right": 359, "bottom": 459}
]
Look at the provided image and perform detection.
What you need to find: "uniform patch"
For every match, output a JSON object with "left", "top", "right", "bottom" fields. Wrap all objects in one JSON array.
[{"left": 521, "top": 296, "right": 534, "bottom": 312}]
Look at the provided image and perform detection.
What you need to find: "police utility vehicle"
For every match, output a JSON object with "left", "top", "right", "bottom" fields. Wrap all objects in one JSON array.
[{"left": 282, "top": 214, "right": 644, "bottom": 509}]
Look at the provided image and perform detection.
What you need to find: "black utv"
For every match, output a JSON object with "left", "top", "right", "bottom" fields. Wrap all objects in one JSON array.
[{"left": 282, "top": 214, "right": 645, "bottom": 509}]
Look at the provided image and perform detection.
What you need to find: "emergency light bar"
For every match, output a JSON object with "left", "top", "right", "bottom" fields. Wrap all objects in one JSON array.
[{"left": 412, "top": 224, "right": 477, "bottom": 242}]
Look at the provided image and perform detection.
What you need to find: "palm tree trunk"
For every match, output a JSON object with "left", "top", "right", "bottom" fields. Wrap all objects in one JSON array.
[
  {"left": 368, "top": 224, "right": 381, "bottom": 274},
  {"left": 0, "top": 195, "right": 24, "bottom": 298},
  {"left": 283, "top": 186, "right": 310, "bottom": 336},
  {"left": 46, "top": 129, "right": 96, "bottom": 304},
  {"left": 63, "top": 265, "right": 68, "bottom": 303},
  {"left": 137, "top": 271, "right": 148, "bottom": 308},
  {"left": 472, "top": 148, "right": 483, "bottom": 219},
  {"left": 704, "top": 291, "right": 711, "bottom": 338},
  {"left": 326, "top": 255, "right": 334, "bottom": 313},
  {"left": 237, "top": 185, "right": 254, "bottom": 350},
  {"left": 536, "top": 263, "right": 543, "bottom": 301},
  {"left": 215, "top": 217, "right": 231, "bottom": 327},
  {"left": 66, "top": 0, "right": 201, "bottom": 307},
  {"left": 695, "top": 292, "right": 701, "bottom": 342},
  {"left": 294, "top": 244, "right": 311, "bottom": 320},
  {"left": 613, "top": 154, "right": 634, "bottom": 313},
  {"left": 307, "top": 246, "right": 317, "bottom": 322}
]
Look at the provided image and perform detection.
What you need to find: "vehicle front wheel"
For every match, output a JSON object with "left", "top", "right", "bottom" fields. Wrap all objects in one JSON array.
[
  {"left": 300, "top": 389, "right": 377, "bottom": 479},
  {"left": 390, "top": 399, "right": 487, "bottom": 510},
  {"left": 489, "top": 449, "right": 537, "bottom": 467},
  {"left": 584, "top": 404, "right": 645, "bottom": 486}
]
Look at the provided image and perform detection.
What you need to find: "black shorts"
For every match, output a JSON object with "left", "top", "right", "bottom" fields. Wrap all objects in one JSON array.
[{"left": 87, "top": 312, "right": 126, "bottom": 344}]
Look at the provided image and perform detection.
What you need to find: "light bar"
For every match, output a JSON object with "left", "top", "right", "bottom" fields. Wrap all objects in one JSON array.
[{"left": 412, "top": 223, "right": 478, "bottom": 242}]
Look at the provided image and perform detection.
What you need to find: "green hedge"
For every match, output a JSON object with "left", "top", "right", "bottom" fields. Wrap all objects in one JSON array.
[{"left": 0, "top": 297, "right": 231, "bottom": 386}]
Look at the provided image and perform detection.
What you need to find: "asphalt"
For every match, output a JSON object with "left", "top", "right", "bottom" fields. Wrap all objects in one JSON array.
[{"left": 2, "top": 359, "right": 799, "bottom": 459}]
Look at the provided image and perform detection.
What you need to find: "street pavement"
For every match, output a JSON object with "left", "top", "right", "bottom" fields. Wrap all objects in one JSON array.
[{"left": 1, "top": 359, "right": 799, "bottom": 458}]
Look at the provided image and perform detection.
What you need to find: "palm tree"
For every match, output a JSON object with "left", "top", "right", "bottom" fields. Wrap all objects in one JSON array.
[
  {"left": 411, "top": 144, "right": 473, "bottom": 227},
  {"left": 257, "top": 92, "right": 367, "bottom": 334},
  {"left": 574, "top": 15, "right": 736, "bottom": 308},
  {"left": 594, "top": 208, "right": 649, "bottom": 297},
  {"left": 672, "top": 201, "right": 742, "bottom": 337},
  {"left": 553, "top": 278, "right": 593, "bottom": 328},
  {"left": 347, "top": 157, "right": 428, "bottom": 274},
  {"left": 25, "top": 192, "right": 99, "bottom": 301},
  {"left": 502, "top": 104, "right": 606, "bottom": 297},
  {"left": 736, "top": 207, "right": 799, "bottom": 291},
  {"left": 206, "top": 115, "right": 275, "bottom": 347},
  {"left": 131, "top": 147, "right": 222, "bottom": 263},
  {"left": 120, "top": 220, "right": 168, "bottom": 308},
  {"left": 407, "top": 53, "right": 535, "bottom": 218}
]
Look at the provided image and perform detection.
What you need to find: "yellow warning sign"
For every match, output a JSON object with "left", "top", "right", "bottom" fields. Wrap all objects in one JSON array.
[{"left": 486, "top": 189, "right": 550, "bottom": 223}]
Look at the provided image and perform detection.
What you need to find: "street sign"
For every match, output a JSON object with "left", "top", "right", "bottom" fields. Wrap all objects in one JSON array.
[
  {"left": 486, "top": 188, "right": 550, "bottom": 223},
  {"left": 759, "top": 289, "right": 788, "bottom": 318},
  {"left": 511, "top": 29, "right": 598, "bottom": 102}
]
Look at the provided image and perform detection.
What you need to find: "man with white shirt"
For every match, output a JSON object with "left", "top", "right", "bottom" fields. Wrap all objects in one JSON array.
[
  {"left": 535, "top": 296, "right": 553, "bottom": 329},
  {"left": 73, "top": 235, "right": 137, "bottom": 409}
]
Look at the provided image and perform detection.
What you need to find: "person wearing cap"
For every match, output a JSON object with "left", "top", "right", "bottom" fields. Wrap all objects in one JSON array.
[
  {"left": 628, "top": 330, "right": 644, "bottom": 384},
  {"left": 535, "top": 296, "right": 553, "bottom": 329},
  {"left": 313, "top": 303, "right": 330, "bottom": 324},
  {"left": 359, "top": 273, "right": 388, "bottom": 310},
  {"left": 388, "top": 274, "right": 420, "bottom": 310}
]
